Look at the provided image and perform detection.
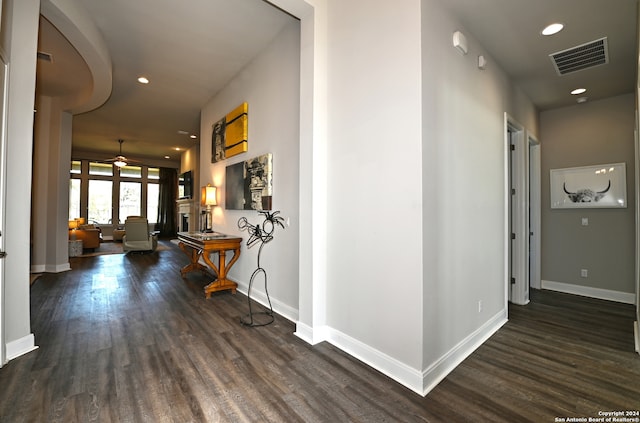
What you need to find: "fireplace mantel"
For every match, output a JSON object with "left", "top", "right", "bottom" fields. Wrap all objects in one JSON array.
[{"left": 176, "top": 199, "right": 196, "bottom": 232}]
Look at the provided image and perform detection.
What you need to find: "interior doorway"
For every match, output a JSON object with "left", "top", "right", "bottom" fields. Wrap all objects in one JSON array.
[{"left": 506, "top": 114, "right": 539, "bottom": 306}]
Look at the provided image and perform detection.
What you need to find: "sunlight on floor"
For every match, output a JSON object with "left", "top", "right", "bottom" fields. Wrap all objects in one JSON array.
[{"left": 91, "top": 274, "right": 119, "bottom": 291}]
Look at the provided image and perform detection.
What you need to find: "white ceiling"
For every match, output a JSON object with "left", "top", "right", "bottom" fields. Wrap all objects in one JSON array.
[
  {"left": 36, "top": 0, "right": 638, "bottom": 164},
  {"left": 37, "top": 0, "right": 297, "bottom": 164},
  {"left": 441, "top": 0, "right": 637, "bottom": 110}
]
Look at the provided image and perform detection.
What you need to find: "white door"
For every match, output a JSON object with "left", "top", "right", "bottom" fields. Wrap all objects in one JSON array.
[
  {"left": 0, "top": 54, "right": 8, "bottom": 367},
  {"left": 507, "top": 115, "right": 529, "bottom": 305}
]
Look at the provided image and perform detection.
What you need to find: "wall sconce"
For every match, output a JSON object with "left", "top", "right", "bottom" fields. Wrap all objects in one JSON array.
[{"left": 200, "top": 184, "right": 217, "bottom": 232}]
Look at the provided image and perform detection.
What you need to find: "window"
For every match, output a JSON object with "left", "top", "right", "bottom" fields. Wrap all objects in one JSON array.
[
  {"left": 69, "top": 179, "right": 80, "bottom": 220},
  {"left": 72, "top": 160, "right": 171, "bottom": 227},
  {"left": 89, "top": 162, "right": 113, "bottom": 176},
  {"left": 148, "top": 167, "right": 160, "bottom": 180},
  {"left": 147, "top": 183, "right": 159, "bottom": 223},
  {"left": 119, "top": 181, "right": 141, "bottom": 219},
  {"left": 70, "top": 160, "right": 81, "bottom": 174},
  {"left": 120, "top": 165, "right": 141, "bottom": 178},
  {"left": 88, "top": 180, "right": 113, "bottom": 224}
]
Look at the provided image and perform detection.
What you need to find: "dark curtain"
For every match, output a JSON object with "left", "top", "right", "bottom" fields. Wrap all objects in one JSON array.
[{"left": 156, "top": 167, "right": 177, "bottom": 237}]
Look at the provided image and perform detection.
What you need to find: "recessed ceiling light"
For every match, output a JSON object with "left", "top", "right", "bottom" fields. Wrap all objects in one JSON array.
[
  {"left": 164, "top": 155, "right": 171, "bottom": 159},
  {"left": 571, "top": 88, "right": 587, "bottom": 95},
  {"left": 541, "top": 23, "right": 564, "bottom": 36},
  {"left": 190, "top": 135, "right": 197, "bottom": 139},
  {"left": 137, "top": 76, "right": 149, "bottom": 84},
  {"left": 174, "top": 147, "right": 181, "bottom": 151}
]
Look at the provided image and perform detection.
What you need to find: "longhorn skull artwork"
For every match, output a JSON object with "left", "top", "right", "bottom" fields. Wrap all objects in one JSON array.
[{"left": 563, "top": 180, "right": 611, "bottom": 203}]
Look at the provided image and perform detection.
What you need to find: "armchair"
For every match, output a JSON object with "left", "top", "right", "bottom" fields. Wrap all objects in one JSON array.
[
  {"left": 122, "top": 216, "right": 158, "bottom": 252},
  {"left": 71, "top": 224, "right": 102, "bottom": 250}
]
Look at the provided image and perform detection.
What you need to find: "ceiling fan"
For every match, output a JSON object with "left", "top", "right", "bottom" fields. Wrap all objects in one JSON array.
[{"left": 106, "top": 139, "right": 139, "bottom": 167}]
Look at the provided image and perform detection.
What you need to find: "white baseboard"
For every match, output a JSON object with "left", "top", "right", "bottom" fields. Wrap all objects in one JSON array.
[
  {"left": 420, "top": 309, "right": 507, "bottom": 396},
  {"left": 6, "top": 334, "right": 38, "bottom": 361},
  {"left": 293, "top": 321, "right": 329, "bottom": 345},
  {"left": 235, "top": 280, "right": 299, "bottom": 323},
  {"left": 30, "top": 263, "right": 71, "bottom": 274},
  {"left": 30, "top": 264, "right": 46, "bottom": 273},
  {"left": 325, "top": 327, "right": 425, "bottom": 395},
  {"left": 319, "top": 308, "right": 507, "bottom": 397},
  {"left": 634, "top": 321, "right": 639, "bottom": 354},
  {"left": 293, "top": 321, "right": 315, "bottom": 344},
  {"left": 542, "top": 280, "right": 636, "bottom": 304}
]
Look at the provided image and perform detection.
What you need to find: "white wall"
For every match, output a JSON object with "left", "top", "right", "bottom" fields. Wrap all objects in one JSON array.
[
  {"left": 324, "top": 0, "right": 425, "bottom": 372},
  {"left": 32, "top": 95, "right": 73, "bottom": 274},
  {"left": 200, "top": 19, "right": 301, "bottom": 319},
  {"left": 420, "top": 0, "right": 538, "bottom": 391},
  {"left": 2, "top": 0, "right": 40, "bottom": 359}
]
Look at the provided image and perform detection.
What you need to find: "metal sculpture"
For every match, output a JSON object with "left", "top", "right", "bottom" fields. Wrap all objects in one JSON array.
[{"left": 237, "top": 211, "right": 285, "bottom": 326}]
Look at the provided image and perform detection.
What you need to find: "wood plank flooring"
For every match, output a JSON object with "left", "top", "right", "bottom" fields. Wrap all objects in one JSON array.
[{"left": 1, "top": 240, "right": 638, "bottom": 422}]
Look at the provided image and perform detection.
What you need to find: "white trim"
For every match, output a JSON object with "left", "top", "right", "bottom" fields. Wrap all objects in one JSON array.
[
  {"left": 6, "top": 333, "right": 38, "bottom": 361},
  {"left": 30, "top": 265, "right": 46, "bottom": 274},
  {"left": 635, "top": 101, "right": 640, "bottom": 348},
  {"left": 324, "top": 327, "right": 424, "bottom": 396},
  {"left": 528, "top": 133, "right": 541, "bottom": 290},
  {"left": 634, "top": 321, "right": 639, "bottom": 354},
  {"left": 293, "top": 321, "right": 314, "bottom": 344},
  {"left": 505, "top": 114, "right": 529, "bottom": 306},
  {"left": 420, "top": 309, "right": 507, "bottom": 396},
  {"left": 294, "top": 321, "right": 328, "bottom": 345},
  {"left": 235, "top": 280, "right": 299, "bottom": 323},
  {"left": 0, "top": 57, "right": 6, "bottom": 369},
  {"left": 31, "top": 263, "right": 71, "bottom": 274},
  {"left": 319, "top": 309, "right": 507, "bottom": 397},
  {"left": 542, "top": 280, "right": 636, "bottom": 304}
]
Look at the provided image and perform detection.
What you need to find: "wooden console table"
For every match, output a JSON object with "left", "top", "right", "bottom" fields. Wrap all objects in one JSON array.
[{"left": 177, "top": 232, "right": 242, "bottom": 298}]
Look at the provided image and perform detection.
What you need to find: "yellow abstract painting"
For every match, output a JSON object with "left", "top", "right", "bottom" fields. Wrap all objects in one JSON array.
[{"left": 212, "top": 102, "right": 248, "bottom": 163}]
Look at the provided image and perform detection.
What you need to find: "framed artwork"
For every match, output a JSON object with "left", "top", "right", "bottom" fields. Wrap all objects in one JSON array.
[
  {"left": 225, "top": 153, "right": 273, "bottom": 210},
  {"left": 550, "top": 162, "right": 626, "bottom": 209},
  {"left": 212, "top": 102, "right": 248, "bottom": 163}
]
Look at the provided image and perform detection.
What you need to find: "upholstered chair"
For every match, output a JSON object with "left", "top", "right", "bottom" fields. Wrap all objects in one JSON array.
[{"left": 122, "top": 216, "right": 158, "bottom": 252}]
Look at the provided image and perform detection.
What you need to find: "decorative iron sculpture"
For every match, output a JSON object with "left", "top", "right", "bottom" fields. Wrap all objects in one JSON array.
[{"left": 237, "top": 211, "right": 285, "bottom": 326}]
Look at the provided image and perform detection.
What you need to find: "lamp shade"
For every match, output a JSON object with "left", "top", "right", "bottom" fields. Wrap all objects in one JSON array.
[
  {"left": 68, "top": 220, "right": 79, "bottom": 230},
  {"left": 201, "top": 185, "right": 217, "bottom": 206}
]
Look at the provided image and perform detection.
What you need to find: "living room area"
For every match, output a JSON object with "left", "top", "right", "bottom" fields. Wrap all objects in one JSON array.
[{"left": 63, "top": 160, "right": 174, "bottom": 259}]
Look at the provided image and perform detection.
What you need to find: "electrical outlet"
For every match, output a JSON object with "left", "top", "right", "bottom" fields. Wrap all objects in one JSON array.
[
  {"left": 581, "top": 269, "right": 588, "bottom": 278},
  {"left": 581, "top": 217, "right": 589, "bottom": 226},
  {"left": 478, "top": 300, "right": 482, "bottom": 313}
]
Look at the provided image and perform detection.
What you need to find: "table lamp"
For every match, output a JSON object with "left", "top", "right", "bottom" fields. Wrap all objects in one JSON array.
[
  {"left": 201, "top": 184, "right": 217, "bottom": 232},
  {"left": 68, "top": 219, "right": 79, "bottom": 240}
]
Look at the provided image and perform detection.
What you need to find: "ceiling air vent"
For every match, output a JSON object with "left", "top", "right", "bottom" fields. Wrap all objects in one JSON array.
[
  {"left": 37, "top": 51, "right": 53, "bottom": 63},
  {"left": 549, "top": 37, "right": 608, "bottom": 75}
]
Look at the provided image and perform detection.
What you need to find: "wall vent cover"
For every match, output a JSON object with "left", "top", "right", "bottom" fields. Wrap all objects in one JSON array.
[
  {"left": 549, "top": 37, "right": 608, "bottom": 75},
  {"left": 37, "top": 51, "right": 53, "bottom": 63}
]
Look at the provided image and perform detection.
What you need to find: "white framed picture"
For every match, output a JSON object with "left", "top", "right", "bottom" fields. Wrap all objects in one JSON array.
[{"left": 550, "top": 162, "right": 627, "bottom": 209}]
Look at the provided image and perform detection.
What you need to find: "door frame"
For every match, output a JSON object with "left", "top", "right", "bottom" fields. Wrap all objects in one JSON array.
[
  {"left": 528, "top": 133, "right": 541, "bottom": 290},
  {"left": 505, "top": 114, "right": 530, "bottom": 306},
  {"left": 634, "top": 105, "right": 640, "bottom": 354},
  {"left": 0, "top": 53, "right": 8, "bottom": 368}
]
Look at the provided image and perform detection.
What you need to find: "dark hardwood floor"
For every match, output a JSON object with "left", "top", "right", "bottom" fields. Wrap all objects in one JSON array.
[{"left": 1, "top": 240, "right": 638, "bottom": 422}]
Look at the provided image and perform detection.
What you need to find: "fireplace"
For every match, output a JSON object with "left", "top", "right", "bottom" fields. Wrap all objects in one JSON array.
[
  {"left": 181, "top": 214, "right": 189, "bottom": 232},
  {"left": 176, "top": 199, "right": 196, "bottom": 233}
]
